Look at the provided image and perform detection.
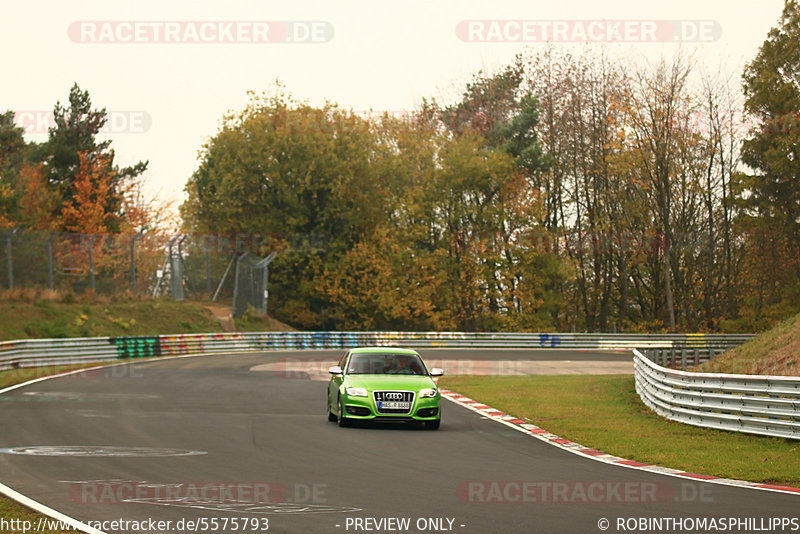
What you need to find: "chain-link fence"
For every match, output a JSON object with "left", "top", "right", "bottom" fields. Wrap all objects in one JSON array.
[{"left": 0, "top": 228, "right": 277, "bottom": 318}]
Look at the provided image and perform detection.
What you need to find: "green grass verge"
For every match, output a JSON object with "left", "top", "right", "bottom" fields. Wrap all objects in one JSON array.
[
  {"left": 0, "top": 498, "right": 77, "bottom": 534},
  {"left": 439, "top": 374, "right": 800, "bottom": 486}
]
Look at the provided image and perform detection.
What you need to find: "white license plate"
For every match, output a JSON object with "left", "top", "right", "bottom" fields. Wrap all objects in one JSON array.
[{"left": 380, "top": 401, "right": 411, "bottom": 410}]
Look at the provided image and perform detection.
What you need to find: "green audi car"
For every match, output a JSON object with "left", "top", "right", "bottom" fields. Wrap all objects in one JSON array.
[{"left": 327, "top": 347, "right": 444, "bottom": 429}]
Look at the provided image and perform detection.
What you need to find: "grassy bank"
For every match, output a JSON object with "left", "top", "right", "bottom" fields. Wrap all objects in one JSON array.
[
  {"left": 694, "top": 312, "right": 800, "bottom": 375},
  {"left": 0, "top": 289, "right": 292, "bottom": 341},
  {"left": 439, "top": 374, "right": 800, "bottom": 486}
]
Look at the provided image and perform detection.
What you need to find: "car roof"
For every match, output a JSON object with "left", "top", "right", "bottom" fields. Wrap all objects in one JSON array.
[{"left": 349, "top": 347, "right": 420, "bottom": 355}]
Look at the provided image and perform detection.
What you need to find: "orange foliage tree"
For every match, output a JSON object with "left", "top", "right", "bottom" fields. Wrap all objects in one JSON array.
[
  {"left": 18, "top": 162, "right": 59, "bottom": 230},
  {"left": 60, "top": 151, "right": 118, "bottom": 234}
]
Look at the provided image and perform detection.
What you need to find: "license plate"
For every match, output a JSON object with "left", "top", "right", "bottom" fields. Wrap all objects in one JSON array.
[{"left": 379, "top": 401, "right": 411, "bottom": 410}]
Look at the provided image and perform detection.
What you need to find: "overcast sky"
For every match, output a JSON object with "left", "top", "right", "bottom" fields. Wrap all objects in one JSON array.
[{"left": 2, "top": 0, "right": 786, "bottom": 212}]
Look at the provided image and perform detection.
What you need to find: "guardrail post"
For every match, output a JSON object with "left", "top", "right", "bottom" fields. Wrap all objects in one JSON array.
[{"left": 681, "top": 346, "right": 687, "bottom": 370}]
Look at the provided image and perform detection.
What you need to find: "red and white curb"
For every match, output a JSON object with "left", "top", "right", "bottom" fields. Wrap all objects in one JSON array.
[{"left": 440, "top": 389, "right": 800, "bottom": 497}]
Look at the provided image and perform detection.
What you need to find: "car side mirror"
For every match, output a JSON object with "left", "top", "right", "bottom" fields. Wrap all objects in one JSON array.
[
  {"left": 430, "top": 368, "right": 444, "bottom": 377},
  {"left": 329, "top": 366, "right": 343, "bottom": 375}
]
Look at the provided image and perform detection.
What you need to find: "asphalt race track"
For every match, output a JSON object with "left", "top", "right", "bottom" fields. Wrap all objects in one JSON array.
[{"left": 0, "top": 349, "right": 797, "bottom": 534}]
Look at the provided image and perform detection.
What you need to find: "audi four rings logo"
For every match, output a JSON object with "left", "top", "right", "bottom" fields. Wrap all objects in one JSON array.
[{"left": 384, "top": 392, "right": 404, "bottom": 400}]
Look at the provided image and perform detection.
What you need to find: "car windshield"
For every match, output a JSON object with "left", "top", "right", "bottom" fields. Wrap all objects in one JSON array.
[{"left": 346, "top": 354, "right": 426, "bottom": 375}]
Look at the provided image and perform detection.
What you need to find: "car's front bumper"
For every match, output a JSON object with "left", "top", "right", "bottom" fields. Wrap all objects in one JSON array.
[{"left": 341, "top": 393, "right": 441, "bottom": 421}]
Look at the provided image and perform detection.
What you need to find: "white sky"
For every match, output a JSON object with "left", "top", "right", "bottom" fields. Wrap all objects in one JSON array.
[{"left": 1, "top": 0, "right": 785, "bottom": 213}]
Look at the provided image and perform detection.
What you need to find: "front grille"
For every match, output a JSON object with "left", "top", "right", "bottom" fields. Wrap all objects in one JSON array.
[
  {"left": 373, "top": 390, "right": 415, "bottom": 414},
  {"left": 372, "top": 416, "right": 416, "bottom": 423}
]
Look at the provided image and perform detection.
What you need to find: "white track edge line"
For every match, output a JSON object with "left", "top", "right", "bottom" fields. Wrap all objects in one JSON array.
[{"left": 0, "top": 480, "right": 106, "bottom": 534}]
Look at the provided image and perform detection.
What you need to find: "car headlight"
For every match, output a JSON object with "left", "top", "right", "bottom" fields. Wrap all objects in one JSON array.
[
  {"left": 419, "top": 388, "right": 438, "bottom": 398},
  {"left": 345, "top": 387, "right": 368, "bottom": 397}
]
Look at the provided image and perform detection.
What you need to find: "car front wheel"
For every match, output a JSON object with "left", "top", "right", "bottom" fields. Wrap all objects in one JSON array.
[
  {"left": 327, "top": 397, "right": 337, "bottom": 422},
  {"left": 337, "top": 395, "right": 350, "bottom": 427}
]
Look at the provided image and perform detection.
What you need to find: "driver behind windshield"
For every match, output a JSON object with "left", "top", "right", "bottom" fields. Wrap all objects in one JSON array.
[{"left": 386, "top": 355, "right": 423, "bottom": 375}]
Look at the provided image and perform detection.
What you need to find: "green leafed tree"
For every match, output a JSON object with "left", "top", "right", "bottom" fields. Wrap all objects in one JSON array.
[
  {"left": 741, "top": 0, "right": 800, "bottom": 229},
  {"left": 183, "top": 84, "right": 563, "bottom": 331},
  {"left": 738, "top": 0, "right": 800, "bottom": 320},
  {"left": 32, "top": 83, "right": 148, "bottom": 232},
  {"left": 0, "top": 111, "right": 27, "bottom": 224},
  {"left": 440, "top": 58, "right": 525, "bottom": 147},
  {"left": 182, "top": 89, "right": 396, "bottom": 328}
]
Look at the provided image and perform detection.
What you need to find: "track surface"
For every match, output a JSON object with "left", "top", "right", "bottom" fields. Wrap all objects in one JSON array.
[{"left": 0, "top": 349, "right": 796, "bottom": 534}]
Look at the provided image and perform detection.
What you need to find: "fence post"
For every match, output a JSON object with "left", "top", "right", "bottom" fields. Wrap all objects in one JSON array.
[
  {"left": 6, "top": 228, "right": 18, "bottom": 290},
  {"left": 169, "top": 237, "right": 184, "bottom": 301},
  {"left": 231, "top": 252, "right": 249, "bottom": 318},
  {"left": 177, "top": 235, "right": 196, "bottom": 295},
  {"left": 47, "top": 233, "right": 57, "bottom": 290},
  {"left": 88, "top": 234, "right": 98, "bottom": 291},
  {"left": 130, "top": 231, "right": 143, "bottom": 293},
  {"left": 256, "top": 252, "right": 277, "bottom": 315},
  {"left": 205, "top": 239, "right": 211, "bottom": 300}
]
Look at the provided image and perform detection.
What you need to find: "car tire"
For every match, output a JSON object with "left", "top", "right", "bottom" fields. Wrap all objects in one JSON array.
[
  {"left": 327, "top": 398, "right": 338, "bottom": 422},
  {"left": 337, "top": 395, "right": 350, "bottom": 427},
  {"left": 427, "top": 419, "right": 440, "bottom": 430}
]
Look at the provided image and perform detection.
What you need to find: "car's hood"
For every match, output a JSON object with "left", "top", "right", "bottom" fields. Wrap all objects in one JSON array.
[{"left": 343, "top": 375, "right": 437, "bottom": 391}]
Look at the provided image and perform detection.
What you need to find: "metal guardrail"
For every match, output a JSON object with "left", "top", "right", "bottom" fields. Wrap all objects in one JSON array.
[
  {"left": 0, "top": 331, "right": 751, "bottom": 372},
  {"left": 634, "top": 349, "right": 800, "bottom": 440},
  {"left": 639, "top": 346, "right": 728, "bottom": 369}
]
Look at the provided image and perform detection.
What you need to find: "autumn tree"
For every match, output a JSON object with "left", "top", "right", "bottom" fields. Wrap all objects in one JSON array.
[
  {"left": 182, "top": 90, "right": 395, "bottom": 328},
  {"left": 18, "top": 162, "right": 60, "bottom": 230},
  {"left": 61, "top": 151, "right": 117, "bottom": 234},
  {"left": 33, "top": 83, "right": 148, "bottom": 232}
]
